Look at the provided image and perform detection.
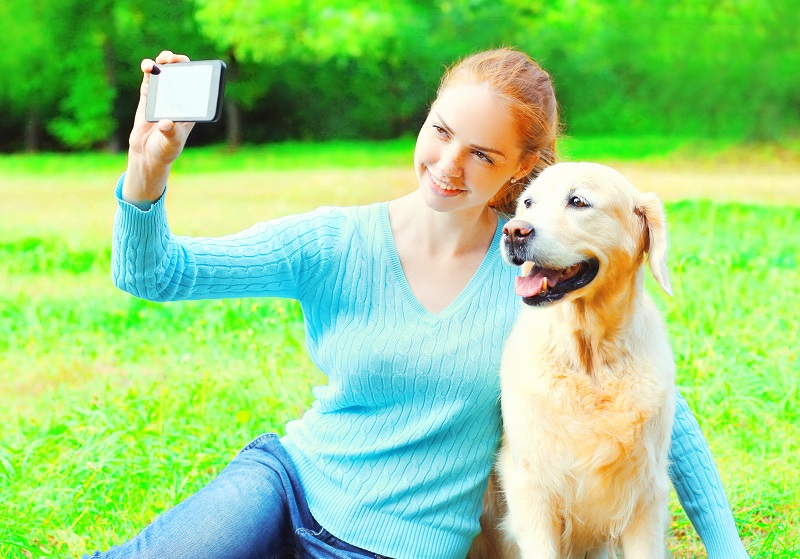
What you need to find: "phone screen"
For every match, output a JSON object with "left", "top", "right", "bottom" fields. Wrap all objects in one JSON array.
[{"left": 145, "top": 60, "right": 226, "bottom": 123}]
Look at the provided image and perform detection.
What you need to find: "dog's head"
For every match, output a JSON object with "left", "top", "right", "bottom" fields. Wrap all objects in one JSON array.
[{"left": 501, "top": 162, "right": 672, "bottom": 307}]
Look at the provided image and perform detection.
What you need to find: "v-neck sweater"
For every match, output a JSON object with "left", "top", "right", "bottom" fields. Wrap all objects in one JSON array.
[{"left": 111, "top": 177, "right": 748, "bottom": 559}]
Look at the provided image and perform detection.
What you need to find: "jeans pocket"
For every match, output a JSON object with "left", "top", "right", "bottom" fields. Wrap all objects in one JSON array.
[{"left": 295, "top": 528, "right": 374, "bottom": 558}]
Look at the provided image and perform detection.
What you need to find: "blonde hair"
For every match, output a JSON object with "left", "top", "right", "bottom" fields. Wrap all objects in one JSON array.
[{"left": 438, "top": 48, "right": 560, "bottom": 214}]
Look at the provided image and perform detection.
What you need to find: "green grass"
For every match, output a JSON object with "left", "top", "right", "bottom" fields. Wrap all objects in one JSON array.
[
  {"left": 2, "top": 134, "right": 798, "bottom": 177},
  {"left": 0, "top": 137, "right": 417, "bottom": 177},
  {"left": 0, "top": 142, "right": 798, "bottom": 557}
]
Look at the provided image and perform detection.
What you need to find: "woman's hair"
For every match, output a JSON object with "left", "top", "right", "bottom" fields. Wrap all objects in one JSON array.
[{"left": 438, "top": 48, "right": 560, "bottom": 215}]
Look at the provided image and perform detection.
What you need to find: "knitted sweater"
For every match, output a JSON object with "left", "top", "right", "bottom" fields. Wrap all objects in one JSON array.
[{"left": 111, "top": 176, "right": 748, "bottom": 559}]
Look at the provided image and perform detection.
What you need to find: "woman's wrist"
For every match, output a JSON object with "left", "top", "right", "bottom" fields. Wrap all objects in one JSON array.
[{"left": 121, "top": 154, "right": 170, "bottom": 209}]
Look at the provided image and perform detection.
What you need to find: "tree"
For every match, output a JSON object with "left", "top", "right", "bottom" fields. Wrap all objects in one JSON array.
[
  {"left": 191, "top": 0, "right": 528, "bottom": 141},
  {"left": 0, "top": 0, "right": 68, "bottom": 150},
  {"left": 0, "top": 0, "right": 219, "bottom": 152},
  {"left": 1, "top": 0, "right": 797, "bottom": 150},
  {"left": 507, "top": 0, "right": 800, "bottom": 139}
]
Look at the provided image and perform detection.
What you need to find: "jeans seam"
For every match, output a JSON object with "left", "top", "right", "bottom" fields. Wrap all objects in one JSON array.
[
  {"left": 236, "top": 433, "right": 274, "bottom": 455},
  {"left": 295, "top": 526, "right": 326, "bottom": 538}
]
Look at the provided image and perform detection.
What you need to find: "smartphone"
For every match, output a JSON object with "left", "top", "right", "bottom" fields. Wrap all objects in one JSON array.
[{"left": 145, "top": 60, "right": 226, "bottom": 123}]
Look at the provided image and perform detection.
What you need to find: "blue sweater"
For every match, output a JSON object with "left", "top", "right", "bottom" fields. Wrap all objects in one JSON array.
[{"left": 112, "top": 177, "right": 748, "bottom": 559}]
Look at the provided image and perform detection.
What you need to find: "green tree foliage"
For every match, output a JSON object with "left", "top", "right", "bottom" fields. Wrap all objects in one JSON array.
[
  {"left": 45, "top": 0, "right": 118, "bottom": 150},
  {"left": 0, "top": 0, "right": 68, "bottom": 150},
  {"left": 193, "top": 0, "right": 525, "bottom": 139},
  {"left": 508, "top": 0, "right": 800, "bottom": 138},
  {"left": 194, "top": 0, "right": 401, "bottom": 63},
  {"left": 0, "top": 0, "right": 217, "bottom": 151},
  {"left": 0, "top": 0, "right": 796, "bottom": 151}
]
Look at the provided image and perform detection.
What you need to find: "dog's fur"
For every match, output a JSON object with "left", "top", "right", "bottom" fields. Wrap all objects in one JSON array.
[{"left": 468, "top": 162, "right": 676, "bottom": 559}]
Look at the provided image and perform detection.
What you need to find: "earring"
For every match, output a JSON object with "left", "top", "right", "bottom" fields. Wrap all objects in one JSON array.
[{"left": 510, "top": 178, "right": 518, "bottom": 184}]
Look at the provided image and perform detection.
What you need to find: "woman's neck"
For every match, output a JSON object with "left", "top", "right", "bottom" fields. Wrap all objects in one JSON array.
[{"left": 387, "top": 191, "right": 498, "bottom": 259}]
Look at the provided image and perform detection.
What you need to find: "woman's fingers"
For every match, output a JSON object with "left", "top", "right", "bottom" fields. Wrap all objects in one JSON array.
[
  {"left": 129, "top": 59, "right": 159, "bottom": 136},
  {"left": 132, "top": 52, "right": 193, "bottom": 140},
  {"left": 141, "top": 58, "right": 157, "bottom": 74},
  {"left": 130, "top": 51, "right": 196, "bottom": 161},
  {"left": 157, "top": 119, "right": 175, "bottom": 134},
  {"left": 136, "top": 59, "right": 155, "bottom": 104},
  {"left": 155, "top": 50, "right": 191, "bottom": 64},
  {"left": 156, "top": 119, "right": 195, "bottom": 148}
]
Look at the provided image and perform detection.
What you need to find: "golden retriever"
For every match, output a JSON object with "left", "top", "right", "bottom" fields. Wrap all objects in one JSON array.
[{"left": 469, "top": 162, "right": 676, "bottom": 559}]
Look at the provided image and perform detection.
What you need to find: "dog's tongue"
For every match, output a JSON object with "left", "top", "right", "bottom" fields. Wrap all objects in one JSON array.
[{"left": 515, "top": 267, "right": 562, "bottom": 298}]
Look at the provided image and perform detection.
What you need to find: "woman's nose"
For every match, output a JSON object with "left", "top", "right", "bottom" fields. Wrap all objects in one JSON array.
[{"left": 439, "top": 144, "right": 463, "bottom": 177}]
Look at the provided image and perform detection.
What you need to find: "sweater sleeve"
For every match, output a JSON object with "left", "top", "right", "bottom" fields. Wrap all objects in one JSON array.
[
  {"left": 111, "top": 174, "right": 347, "bottom": 303},
  {"left": 669, "top": 390, "right": 749, "bottom": 558}
]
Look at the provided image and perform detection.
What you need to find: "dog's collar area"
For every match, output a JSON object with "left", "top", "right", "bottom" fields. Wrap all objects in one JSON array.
[{"left": 518, "top": 258, "right": 600, "bottom": 306}]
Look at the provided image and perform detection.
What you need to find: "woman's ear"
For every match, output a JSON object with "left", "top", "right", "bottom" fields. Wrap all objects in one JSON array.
[
  {"left": 514, "top": 151, "right": 541, "bottom": 182},
  {"left": 635, "top": 192, "right": 673, "bottom": 296}
]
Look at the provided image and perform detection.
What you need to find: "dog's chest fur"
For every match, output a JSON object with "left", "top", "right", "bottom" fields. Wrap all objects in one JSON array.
[{"left": 498, "top": 299, "right": 673, "bottom": 548}]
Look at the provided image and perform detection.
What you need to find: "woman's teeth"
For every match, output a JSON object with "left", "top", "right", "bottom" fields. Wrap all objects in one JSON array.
[{"left": 431, "top": 174, "right": 461, "bottom": 191}]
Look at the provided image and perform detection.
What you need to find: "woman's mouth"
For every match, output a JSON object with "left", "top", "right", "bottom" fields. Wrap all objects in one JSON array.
[{"left": 428, "top": 172, "right": 465, "bottom": 198}]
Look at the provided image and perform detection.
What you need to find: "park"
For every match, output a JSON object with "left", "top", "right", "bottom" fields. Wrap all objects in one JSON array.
[{"left": 0, "top": 1, "right": 797, "bottom": 557}]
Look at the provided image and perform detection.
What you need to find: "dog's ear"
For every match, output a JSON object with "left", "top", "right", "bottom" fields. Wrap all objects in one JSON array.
[{"left": 635, "top": 192, "right": 673, "bottom": 296}]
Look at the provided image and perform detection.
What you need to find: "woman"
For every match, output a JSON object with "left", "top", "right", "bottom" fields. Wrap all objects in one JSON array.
[{"left": 92, "top": 48, "right": 748, "bottom": 559}]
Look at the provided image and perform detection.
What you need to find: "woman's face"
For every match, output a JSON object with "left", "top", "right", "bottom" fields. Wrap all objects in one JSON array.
[{"left": 414, "top": 82, "right": 528, "bottom": 215}]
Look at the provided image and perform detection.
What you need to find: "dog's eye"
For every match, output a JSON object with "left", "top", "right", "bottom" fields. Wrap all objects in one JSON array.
[
  {"left": 568, "top": 195, "right": 590, "bottom": 208},
  {"left": 523, "top": 198, "right": 532, "bottom": 209}
]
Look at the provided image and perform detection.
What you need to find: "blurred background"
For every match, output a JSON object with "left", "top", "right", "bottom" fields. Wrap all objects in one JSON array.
[
  {"left": 1, "top": 0, "right": 798, "bottom": 152},
  {"left": 1, "top": 1, "right": 798, "bottom": 557}
]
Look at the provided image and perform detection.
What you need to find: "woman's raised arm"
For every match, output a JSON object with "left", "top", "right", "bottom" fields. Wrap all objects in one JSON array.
[{"left": 121, "top": 50, "right": 195, "bottom": 209}]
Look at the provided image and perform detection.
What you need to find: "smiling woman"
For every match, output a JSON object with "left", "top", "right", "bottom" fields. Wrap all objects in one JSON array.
[
  {"left": 427, "top": 48, "right": 560, "bottom": 216},
  {"left": 413, "top": 83, "right": 523, "bottom": 211}
]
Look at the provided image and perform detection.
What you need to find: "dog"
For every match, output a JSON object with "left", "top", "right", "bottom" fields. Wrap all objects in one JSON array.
[{"left": 468, "top": 162, "right": 676, "bottom": 559}]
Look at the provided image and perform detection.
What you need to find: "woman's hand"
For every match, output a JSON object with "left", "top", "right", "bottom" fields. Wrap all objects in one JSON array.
[{"left": 122, "top": 50, "right": 196, "bottom": 208}]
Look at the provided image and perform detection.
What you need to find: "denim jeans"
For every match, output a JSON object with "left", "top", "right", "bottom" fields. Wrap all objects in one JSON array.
[{"left": 83, "top": 434, "right": 390, "bottom": 559}]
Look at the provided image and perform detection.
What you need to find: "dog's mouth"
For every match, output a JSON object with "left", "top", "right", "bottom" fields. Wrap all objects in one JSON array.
[{"left": 514, "top": 259, "right": 600, "bottom": 306}]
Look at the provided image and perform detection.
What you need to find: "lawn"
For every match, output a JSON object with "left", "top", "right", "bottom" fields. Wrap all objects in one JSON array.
[{"left": 0, "top": 138, "right": 798, "bottom": 558}]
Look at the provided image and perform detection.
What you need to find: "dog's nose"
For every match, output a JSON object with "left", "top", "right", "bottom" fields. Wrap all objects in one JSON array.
[{"left": 503, "top": 220, "right": 534, "bottom": 243}]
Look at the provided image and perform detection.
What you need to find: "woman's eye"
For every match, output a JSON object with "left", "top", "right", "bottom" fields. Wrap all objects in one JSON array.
[
  {"left": 432, "top": 124, "right": 447, "bottom": 136},
  {"left": 475, "top": 151, "right": 494, "bottom": 165},
  {"left": 524, "top": 198, "right": 532, "bottom": 209},
  {"left": 568, "top": 195, "right": 590, "bottom": 208}
]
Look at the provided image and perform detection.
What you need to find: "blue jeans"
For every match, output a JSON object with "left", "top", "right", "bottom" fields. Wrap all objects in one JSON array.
[{"left": 83, "top": 434, "right": 390, "bottom": 559}]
